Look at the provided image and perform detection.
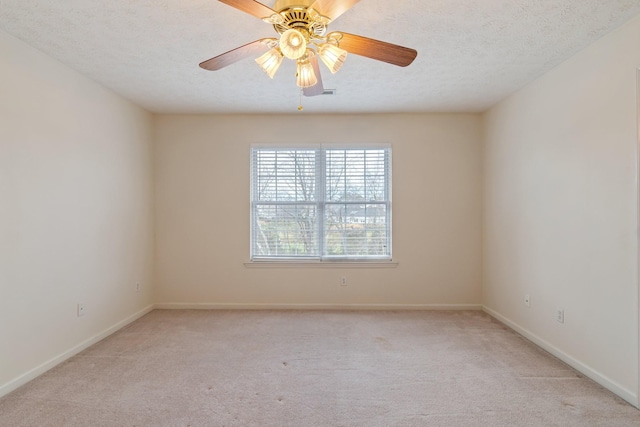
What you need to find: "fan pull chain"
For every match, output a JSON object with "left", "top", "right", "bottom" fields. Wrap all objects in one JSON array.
[{"left": 298, "top": 88, "right": 304, "bottom": 111}]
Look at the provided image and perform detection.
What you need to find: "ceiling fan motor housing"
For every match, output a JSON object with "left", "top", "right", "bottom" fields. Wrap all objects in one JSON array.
[{"left": 271, "top": 1, "right": 329, "bottom": 38}]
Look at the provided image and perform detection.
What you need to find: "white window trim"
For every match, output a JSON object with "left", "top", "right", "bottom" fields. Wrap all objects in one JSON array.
[{"left": 250, "top": 144, "right": 392, "bottom": 262}]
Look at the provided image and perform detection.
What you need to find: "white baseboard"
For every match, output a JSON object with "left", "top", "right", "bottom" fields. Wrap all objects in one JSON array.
[
  {"left": 154, "top": 302, "right": 483, "bottom": 311},
  {"left": 0, "top": 304, "right": 154, "bottom": 399},
  {"left": 482, "top": 305, "right": 639, "bottom": 408}
]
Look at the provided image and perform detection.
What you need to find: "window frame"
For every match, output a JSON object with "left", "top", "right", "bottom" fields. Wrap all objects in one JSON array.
[{"left": 250, "top": 144, "right": 392, "bottom": 262}]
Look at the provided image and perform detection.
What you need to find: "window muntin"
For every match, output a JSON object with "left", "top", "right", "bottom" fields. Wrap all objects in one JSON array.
[{"left": 251, "top": 146, "right": 391, "bottom": 261}]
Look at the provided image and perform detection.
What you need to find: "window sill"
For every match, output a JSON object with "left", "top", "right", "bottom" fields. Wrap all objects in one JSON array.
[{"left": 244, "top": 261, "right": 399, "bottom": 269}]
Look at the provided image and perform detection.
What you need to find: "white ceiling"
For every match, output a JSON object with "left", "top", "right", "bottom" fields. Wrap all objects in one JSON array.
[{"left": 1, "top": 0, "right": 639, "bottom": 114}]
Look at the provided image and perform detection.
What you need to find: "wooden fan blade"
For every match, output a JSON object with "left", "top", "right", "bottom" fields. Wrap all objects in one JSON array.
[
  {"left": 331, "top": 32, "right": 417, "bottom": 67},
  {"left": 218, "top": 0, "right": 278, "bottom": 20},
  {"left": 308, "top": 0, "right": 360, "bottom": 21},
  {"left": 199, "top": 39, "right": 273, "bottom": 71},
  {"left": 303, "top": 55, "right": 325, "bottom": 97}
]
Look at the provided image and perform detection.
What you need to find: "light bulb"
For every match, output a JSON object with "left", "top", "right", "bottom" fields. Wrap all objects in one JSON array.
[{"left": 280, "top": 29, "right": 307, "bottom": 60}]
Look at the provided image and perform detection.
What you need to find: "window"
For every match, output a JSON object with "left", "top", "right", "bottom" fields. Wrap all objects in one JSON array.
[{"left": 251, "top": 146, "right": 392, "bottom": 261}]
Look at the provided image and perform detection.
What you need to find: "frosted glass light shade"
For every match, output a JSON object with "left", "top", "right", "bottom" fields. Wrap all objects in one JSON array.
[
  {"left": 296, "top": 58, "right": 317, "bottom": 88},
  {"left": 280, "top": 29, "right": 307, "bottom": 60},
  {"left": 255, "top": 48, "right": 284, "bottom": 78},
  {"left": 318, "top": 43, "right": 347, "bottom": 74}
]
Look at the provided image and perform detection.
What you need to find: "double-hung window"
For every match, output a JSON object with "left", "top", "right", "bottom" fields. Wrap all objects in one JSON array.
[{"left": 250, "top": 145, "right": 392, "bottom": 261}]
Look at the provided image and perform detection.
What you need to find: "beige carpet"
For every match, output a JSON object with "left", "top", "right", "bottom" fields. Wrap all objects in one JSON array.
[{"left": 1, "top": 310, "right": 639, "bottom": 426}]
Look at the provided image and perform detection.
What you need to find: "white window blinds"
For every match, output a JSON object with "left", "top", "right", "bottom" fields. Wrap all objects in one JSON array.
[{"left": 251, "top": 146, "right": 391, "bottom": 260}]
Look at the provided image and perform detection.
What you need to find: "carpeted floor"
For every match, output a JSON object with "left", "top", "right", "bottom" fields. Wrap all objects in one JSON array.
[{"left": 1, "top": 310, "right": 639, "bottom": 426}]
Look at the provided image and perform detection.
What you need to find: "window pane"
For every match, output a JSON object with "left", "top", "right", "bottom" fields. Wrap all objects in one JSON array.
[
  {"left": 254, "top": 150, "right": 316, "bottom": 202},
  {"left": 324, "top": 203, "right": 389, "bottom": 257},
  {"left": 253, "top": 204, "right": 318, "bottom": 257},
  {"left": 325, "top": 149, "right": 388, "bottom": 202}
]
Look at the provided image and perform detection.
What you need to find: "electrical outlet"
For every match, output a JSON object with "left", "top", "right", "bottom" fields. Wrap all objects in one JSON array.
[
  {"left": 136, "top": 283, "right": 140, "bottom": 293},
  {"left": 556, "top": 308, "right": 565, "bottom": 324},
  {"left": 340, "top": 276, "right": 347, "bottom": 286},
  {"left": 524, "top": 294, "right": 531, "bottom": 307},
  {"left": 77, "top": 303, "right": 85, "bottom": 317}
]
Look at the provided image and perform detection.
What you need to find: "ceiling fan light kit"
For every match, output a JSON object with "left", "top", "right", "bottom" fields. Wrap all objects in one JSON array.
[
  {"left": 280, "top": 28, "right": 308, "bottom": 59},
  {"left": 255, "top": 47, "right": 284, "bottom": 78},
  {"left": 296, "top": 52, "right": 319, "bottom": 88},
  {"left": 200, "top": 0, "right": 417, "bottom": 103}
]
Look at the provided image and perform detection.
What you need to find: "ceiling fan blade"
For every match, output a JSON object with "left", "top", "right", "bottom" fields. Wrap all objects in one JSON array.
[
  {"left": 303, "top": 55, "right": 325, "bottom": 97},
  {"left": 331, "top": 32, "right": 417, "bottom": 67},
  {"left": 218, "top": 0, "right": 279, "bottom": 20},
  {"left": 199, "top": 39, "right": 274, "bottom": 71},
  {"left": 308, "top": 0, "right": 360, "bottom": 21}
]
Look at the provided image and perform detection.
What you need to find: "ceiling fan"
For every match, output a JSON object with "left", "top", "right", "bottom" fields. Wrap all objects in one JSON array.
[{"left": 199, "top": 0, "right": 418, "bottom": 99}]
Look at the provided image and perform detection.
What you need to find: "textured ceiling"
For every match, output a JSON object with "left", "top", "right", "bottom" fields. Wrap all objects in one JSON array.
[{"left": 1, "top": 0, "right": 639, "bottom": 114}]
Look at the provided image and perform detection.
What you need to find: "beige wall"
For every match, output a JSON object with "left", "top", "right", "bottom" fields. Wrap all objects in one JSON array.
[
  {"left": 154, "top": 114, "right": 483, "bottom": 307},
  {"left": 0, "top": 30, "right": 154, "bottom": 392},
  {"left": 483, "top": 15, "right": 640, "bottom": 404}
]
